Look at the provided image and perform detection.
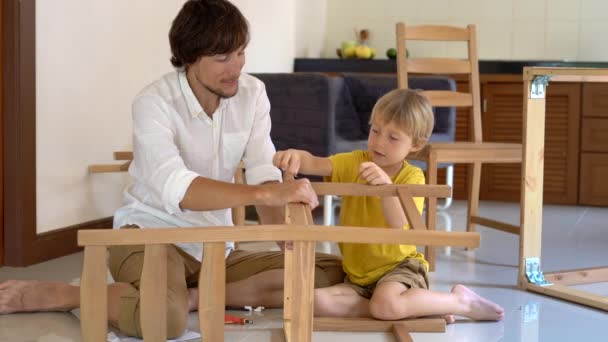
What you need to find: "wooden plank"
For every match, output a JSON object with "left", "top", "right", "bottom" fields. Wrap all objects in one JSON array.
[
  {"left": 199, "top": 242, "right": 226, "bottom": 342},
  {"left": 80, "top": 246, "right": 108, "bottom": 342},
  {"left": 421, "top": 90, "right": 474, "bottom": 107},
  {"left": 396, "top": 23, "right": 408, "bottom": 89},
  {"left": 313, "top": 317, "right": 445, "bottom": 333},
  {"left": 526, "top": 283, "right": 608, "bottom": 311},
  {"left": 404, "top": 24, "right": 470, "bottom": 41},
  {"left": 113, "top": 151, "right": 133, "bottom": 160},
  {"left": 519, "top": 79, "right": 546, "bottom": 287},
  {"left": 397, "top": 188, "right": 426, "bottom": 231},
  {"left": 311, "top": 183, "right": 451, "bottom": 198},
  {"left": 433, "top": 147, "right": 522, "bottom": 163},
  {"left": 408, "top": 58, "right": 471, "bottom": 74},
  {"left": 88, "top": 161, "right": 130, "bottom": 173},
  {"left": 290, "top": 240, "right": 316, "bottom": 342},
  {"left": 140, "top": 244, "right": 167, "bottom": 342},
  {"left": 78, "top": 226, "right": 480, "bottom": 249},
  {"left": 545, "top": 267, "right": 608, "bottom": 286},
  {"left": 427, "top": 142, "right": 522, "bottom": 150},
  {"left": 283, "top": 320, "right": 292, "bottom": 342},
  {"left": 470, "top": 215, "right": 520, "bottom": 235},
  {"left": 392, "top": 323, "right": 414, "bottom": 342},
  {"left": 524, "top": 67, "right": 608, "bottom": 81},
  {"left": 425, "top": 151, "right": 437, "bottom": 270}
]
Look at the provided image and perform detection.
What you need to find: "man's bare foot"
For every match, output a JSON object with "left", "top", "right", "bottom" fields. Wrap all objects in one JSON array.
[
  {"left": 451, "top": 284, "right": 504, "bottom": 321},
  {"left": 0, "top": 280, "right": 79, "bottom": 314}
]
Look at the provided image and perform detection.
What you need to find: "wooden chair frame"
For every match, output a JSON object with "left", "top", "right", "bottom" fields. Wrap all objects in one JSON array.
[
  {"left": 519, "top": 67, "right": 608, "bottom": 312},
  {"left": 78, "top": 179, "right": 481, "bottom": 341},
  {"left": 395, "top": 23, "right": 523, "bottom": 270}
]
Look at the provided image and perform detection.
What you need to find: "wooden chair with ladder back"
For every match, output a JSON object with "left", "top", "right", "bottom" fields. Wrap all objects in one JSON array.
[{"left": 395, "top": 23, "right": 523, "bottom": 270}]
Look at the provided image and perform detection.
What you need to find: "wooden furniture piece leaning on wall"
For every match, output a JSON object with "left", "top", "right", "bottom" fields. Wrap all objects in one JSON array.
[
  {"left": 519, "top": 67, "right": 608, "bottom": 312},
  {"left": 78, "top": 181, "right": 481, "bottom": 341},
  {"left": 395, "top": 23, "right": 523, "bottom": 271}
]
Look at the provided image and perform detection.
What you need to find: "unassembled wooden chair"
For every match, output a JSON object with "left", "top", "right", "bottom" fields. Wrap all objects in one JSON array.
[
  {"left": 82, "top": 163, "right": 481, "bottom": 341},
  {"left": 395, "top": 23, "right": 523, "bottom": 270}
]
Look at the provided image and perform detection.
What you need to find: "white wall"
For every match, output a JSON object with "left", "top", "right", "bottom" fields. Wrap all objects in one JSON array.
[
  {"left": 36, "top": 0, "right": 296, "bottom": 233},
  {"left": 295, "top": 0, "right": 327, "bottom": 58},
  {"left": 323, "top": 0, "right": 608, "bottom": 61}
]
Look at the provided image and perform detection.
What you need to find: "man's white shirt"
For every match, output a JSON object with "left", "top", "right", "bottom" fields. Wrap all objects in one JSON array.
[{"left": 113, "top": 71, "right": 282, "bottom": 261}]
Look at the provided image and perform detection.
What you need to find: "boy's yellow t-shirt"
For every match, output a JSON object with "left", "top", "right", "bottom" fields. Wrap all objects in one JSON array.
[{"left": 327, "top": 150, "right": 429, "bottom": 286}]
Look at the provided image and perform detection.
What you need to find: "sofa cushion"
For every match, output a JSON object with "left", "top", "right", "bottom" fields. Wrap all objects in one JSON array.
[{"left": 342, "top": 73, "right": 456, "bottom": 141}]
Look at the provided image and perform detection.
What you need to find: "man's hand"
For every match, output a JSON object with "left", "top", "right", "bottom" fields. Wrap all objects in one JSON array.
[
  {"left": 273, "top": 149, "right": 303, "bottom": 176},
  {"left": 359, "top": 162, "right": 392, "bottom": 185},
  {"left": 259, "top": 178, "right": 319, "bottom": 209}
]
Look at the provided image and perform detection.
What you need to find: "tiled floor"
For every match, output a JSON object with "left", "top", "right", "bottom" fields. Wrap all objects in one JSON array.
[{"left": 1, "top": 200, "right": 607, "bottom": 341}]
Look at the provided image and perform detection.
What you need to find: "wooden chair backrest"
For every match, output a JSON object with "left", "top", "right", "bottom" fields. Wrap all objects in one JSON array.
[{"left": 396, "top": 23, "right": 482, "bottom": 143}]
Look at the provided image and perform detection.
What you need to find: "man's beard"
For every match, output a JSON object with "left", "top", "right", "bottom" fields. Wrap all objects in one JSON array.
[{"left": 202, "top": 82, "right": 238, "bottom": 99}]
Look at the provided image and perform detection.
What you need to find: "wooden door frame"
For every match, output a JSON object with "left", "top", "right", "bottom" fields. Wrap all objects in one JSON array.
[{"left": 3, "top": 0, "right": 112, "bottom": 267}]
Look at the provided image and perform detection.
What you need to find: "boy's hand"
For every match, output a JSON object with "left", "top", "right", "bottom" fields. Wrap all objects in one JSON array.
[
  {"left": 359, "top": 162, "right": 392, "bottom": 185},
  {"left": 273, "top": 149, "right": 302, "bottom": 175}
]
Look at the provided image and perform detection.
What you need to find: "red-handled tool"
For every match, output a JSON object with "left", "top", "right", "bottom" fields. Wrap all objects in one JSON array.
[{"left": 224, "top": 313, "right": 253, "bottom": 325}]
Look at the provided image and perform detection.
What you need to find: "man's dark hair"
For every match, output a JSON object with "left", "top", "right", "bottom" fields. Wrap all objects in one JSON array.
[{"left": 169, "top": 0, "right": 249, "bottom": 68}]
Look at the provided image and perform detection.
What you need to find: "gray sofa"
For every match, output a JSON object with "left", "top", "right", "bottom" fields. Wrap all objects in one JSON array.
[{"left": 251, "top": 72, "right": 456, "bottom": 165}]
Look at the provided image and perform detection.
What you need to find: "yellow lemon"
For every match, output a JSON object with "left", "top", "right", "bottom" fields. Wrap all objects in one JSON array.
[
  {"left": 355, "top": 45, "right": 372, "bottom": 59},
  {"left": 344, "top": 46, "right": 357, "bottom": 59}
]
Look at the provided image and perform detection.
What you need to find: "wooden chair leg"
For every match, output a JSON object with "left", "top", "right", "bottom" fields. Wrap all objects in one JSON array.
[
  {"left": 80, "top": 246, "right": 108, "bottom": 342},
  {"left": 140, "top": 244, "right": 168, "bottom": 342},
  {"left": 466, "top": 162, "right": 482, "bottom": 250},
  {"left": 290, "top": 240, "right": 316, "bottom": 342},
  {"left": 199, "top": 242, "right": 226, "bottom": 342},
  {"left": 425, "top": 152, "right": 438, "bottom": 271}
]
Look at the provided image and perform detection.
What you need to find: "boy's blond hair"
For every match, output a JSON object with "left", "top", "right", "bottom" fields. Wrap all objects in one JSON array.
[{"left": 369, "top": 89, "right": 434, "bottom": 148}]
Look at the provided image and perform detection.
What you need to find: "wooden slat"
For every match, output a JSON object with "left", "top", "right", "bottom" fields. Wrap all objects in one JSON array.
[
  {"left": 78, "top": 226, "right": 480, "bottom": 248},
  {"left": 526, "top": 283, "right": 608, "bottom": 311},
  {"left": 140, "top": 244, "right": 167, "bottom": 342},
  {"left": 291, "top": 240, "right": 316, "bottom": 341},
  {"left": 519, "top": 79, "right": 546, "bottom": 287},
  {"left": 425, "top": 150, "right": 438, "bottom": 270},
  {"left": 545, "top": 267, "right": 608, "bottom": 286},
  {"left": 408, "top": 58, "right": 471, "bottom": 74},
  {"left": 88, "top": 161, "right": 130, "bottom": 173},
  {"left": 404, "top": 24, "right": 470, "bottom": 41},
  {"left": 80, "top": 246, "right": 108, "bottom": 342},
  {"left": 396, "top": 22, "right": 408, "bottom": 89},
  {"left": 199, "top": 242, "right": 226, "bottom": 342},
  {"left": 428, "top": 142, "right": 522, "bottom": 150},
  {"left": 311, "top": 183, "right": 451, "bottom": 198},
  {"left": 420, "top": 90, "right": 473, "bottom": 107},
  {"left": 313, "top": 317, "right": 445, "bottom": 333},
  {"left": 397, "top": 188, "right": 426, "bottom": 231},
  {"left": 433, "top": 146, "right": 522, "bottom": 163},
  {"left": 113, "top": 151, "right": 133, "bottom": 160},
  {"left": 392, "top": 323, "right": 414, "bottom": 342},
  {"left": 524, "top": 67, "right": 608, "bottom": 81},
  {"left": 470, "top": 215, "right": 520, "bottom": 235}
]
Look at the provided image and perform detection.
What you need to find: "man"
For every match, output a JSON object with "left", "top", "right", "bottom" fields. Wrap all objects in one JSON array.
[{"left": 0, "top": 0, "right": 343, "bottom": 338}]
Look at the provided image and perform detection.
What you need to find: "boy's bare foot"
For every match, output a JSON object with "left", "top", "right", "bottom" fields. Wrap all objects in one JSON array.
[
  {"left": 0, "top": 280, "right": 78, "bottom": 314},
  {"left": 451, "top": 284, "right": 504, "bottom": 321}
]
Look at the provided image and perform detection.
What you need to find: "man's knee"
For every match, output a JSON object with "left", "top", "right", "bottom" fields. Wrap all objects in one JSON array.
[{"left": 166, "top": 299, "right": 189, "bottom": 339}]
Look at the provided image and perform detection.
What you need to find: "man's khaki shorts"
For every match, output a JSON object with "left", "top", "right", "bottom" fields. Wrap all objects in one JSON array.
[{"left": 343, "top": 258, "right": 429, "bottom": 299}]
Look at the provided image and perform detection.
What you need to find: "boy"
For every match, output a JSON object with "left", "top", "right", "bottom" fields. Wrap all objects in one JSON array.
[{"left": 273, "top": 89, "right": 504, "bottom": 322}]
